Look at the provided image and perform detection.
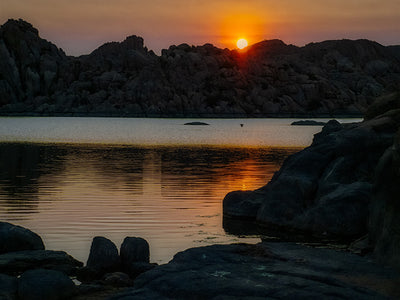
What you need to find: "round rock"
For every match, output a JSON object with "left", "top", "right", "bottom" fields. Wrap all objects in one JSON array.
[
  {"left": 0, "top": 222, "right": 44, "bottom": 254},
  {"left": 87, "top": 236, "right": 120, "bottom": 273},
  {"left": 120, "top": 237, "right": 150, "bottom": 264},
  {"left": 18, "top": 269, "right": 76, "bottom": 300}
]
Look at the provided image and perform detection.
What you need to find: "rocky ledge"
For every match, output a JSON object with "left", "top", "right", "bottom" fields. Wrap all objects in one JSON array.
[
  {"left": 113, "top": 242, "right": 400, "bottom": 299},
  {"left": 1, "top": 221, "right": 399, "bottom": 299}
]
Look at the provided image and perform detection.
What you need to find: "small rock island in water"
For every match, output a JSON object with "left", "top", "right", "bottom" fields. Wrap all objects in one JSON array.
[
  {"left": 183, "top": 121, "right": 210, "bottom": 125},
  {"left": 291, "top": 120, "right": 327, "bottom": 126},
  {"left": 1, "top": 18, "right": 400, "bottom": 299}
]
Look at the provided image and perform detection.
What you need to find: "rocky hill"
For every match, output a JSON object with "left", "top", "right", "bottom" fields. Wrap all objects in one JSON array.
[{"left": 0, "top": 19, "right": 399, "bottom": 117}]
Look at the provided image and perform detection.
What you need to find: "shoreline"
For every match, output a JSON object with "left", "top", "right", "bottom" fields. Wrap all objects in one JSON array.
[
  {"left": 0, "top": 112, "right": 364, "bottom": 118},
  {"left": 1, "top": 221, "right": 399, "bottom": 299}
]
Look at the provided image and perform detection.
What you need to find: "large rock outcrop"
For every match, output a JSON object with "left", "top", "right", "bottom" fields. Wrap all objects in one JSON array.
[
  {"left": 369, "top": 128, "right": 400, "bottom": 269},
  {"left": 224, "top": 91, "right": 400, "bottom": 276},
  {"left": 0, "top": 19, "right": 399, "bottom": 117},
  {"left": 111, "top": 242, "right": 400, "bottom": 299},
  {"left": 224, "top": 93, "right": 400, "bottom": 242}
]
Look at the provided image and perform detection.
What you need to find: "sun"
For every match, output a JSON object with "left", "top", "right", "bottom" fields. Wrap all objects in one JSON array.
[{"left": 236, "top": 38, "right": 248, "bottom": 49}]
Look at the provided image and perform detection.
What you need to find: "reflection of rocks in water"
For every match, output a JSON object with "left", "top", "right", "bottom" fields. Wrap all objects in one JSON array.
[
  {"left": 159, "top": 147, "right": 298, "bottom": 198},
  {"left": 0, "top": 143, "right": 67, "bottom": 214},
  {"left": 0, "top": 144, "right": 148, "bottom": 216},
  {"left": 62, "top": 146, "right": 145, "bottom": 195}
]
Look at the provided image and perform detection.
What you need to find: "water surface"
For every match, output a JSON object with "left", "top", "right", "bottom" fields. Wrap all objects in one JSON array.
[{"left": 0, "top": 117, "right": 360, "bottom": 263}]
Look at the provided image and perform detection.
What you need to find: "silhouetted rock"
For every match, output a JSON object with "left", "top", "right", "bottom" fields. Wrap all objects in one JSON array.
[
  {"left": 110, "top": 242, "right": 400, "bottom": 299},
  {"left": 0, "top": 273, "right": 18, "bottom": 300},
  {"left": 224, "top": 114, "right": 398, "bottom": 241},
  {"left": 0, "top": 222, "right": 44, "bottom": 254},
  {"left": 18, "top": 269, "right": 76, "bottom": 300},
  {"left": 364, "top": 92, "right": 400, "bottom": 120},
  {"left": 76, "top": 283, "right": 107, "bottom": 296},
  {"left": 223, "top": 190, "right": 262, "bottom": 219},
  {"left": 120, "top": 237, "right": 149, "bottom": 265},
  {"left": 0, "top": 250, "right": 83, "bottom": 275},
  {"left": 102, "top": 272, "right": 133, "bottom": 287},
  {"left": 369, "top": 128, "right": 400, "bottom": 270},
  {"left": 119, "top": 237, "right": 155, "bottom": 279},
  {"left": 183, "top": 121, "right": 209, "bottom": 125},
  {"left": 123, "top": 262, "right": 157, "bottom": 280},
  {"left": 1, "top": 19, "right": 399, "bottom": 117},
  {"left": 291, "top": 120, "right": 327, "bottom": 126},
  {"left": 87, "top": 236, "right": 120, "bottom": 273}
]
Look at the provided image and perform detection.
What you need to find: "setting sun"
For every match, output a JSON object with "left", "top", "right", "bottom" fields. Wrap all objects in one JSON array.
[{"left": 237, "top": 38, "right": 248, "bottom": 49}]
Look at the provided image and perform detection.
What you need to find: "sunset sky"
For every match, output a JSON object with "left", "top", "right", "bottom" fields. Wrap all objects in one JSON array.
[{"left": 1, "top": 0, "right": 399, "bottom": 56}]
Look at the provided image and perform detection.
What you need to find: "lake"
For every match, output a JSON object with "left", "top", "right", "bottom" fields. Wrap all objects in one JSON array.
[{"left": 0, "top": 117, "right": 360, "bottom": 264}]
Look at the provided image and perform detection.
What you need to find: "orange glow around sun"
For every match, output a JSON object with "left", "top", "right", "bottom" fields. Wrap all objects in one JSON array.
[
  {"left": 236, "top": 38, "right": 248, "bottom": 49},
  {"left": 218, "top": 12, "right": 267, "bottom": 49}
]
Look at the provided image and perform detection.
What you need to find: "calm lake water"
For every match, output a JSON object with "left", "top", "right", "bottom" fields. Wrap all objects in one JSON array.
[{"left": 0, "top": 117, "right": 360, "bottom": 264}]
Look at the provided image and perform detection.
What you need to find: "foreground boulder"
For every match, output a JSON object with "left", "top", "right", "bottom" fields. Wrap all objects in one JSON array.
[
  {"left": 87, "top": 236, "right": 120, "bottom": 273},
  {"left": 110, "top": 242, "right": 400, "bottom": 299},
  {"left": 224, "top": 109, "right": 400, "bottom": 241},
  {"left": 120, "top": 237, "right": 156, "bottom": 279},
  {"left": 0, "top": 273, "right": 18, "bottom": 299},
  {"left": 120, "top": 237, "right": 150, "bottom": 264},
  {"left": 78, "top": 236, "right": 121, "bottom": 282},
  {"left": 0, "top": 250, "right": 83, "bottom": 275},
  {"left": 0, "top": 222, "right": 44, "bottom": 254},
  {"left": 18, "top": 269, "right": 76, "bottom": 300}
]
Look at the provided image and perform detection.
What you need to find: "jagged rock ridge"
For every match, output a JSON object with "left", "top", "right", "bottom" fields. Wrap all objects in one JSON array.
[{"left": 0, "top": 18, "right": 400, "bottom": 117}]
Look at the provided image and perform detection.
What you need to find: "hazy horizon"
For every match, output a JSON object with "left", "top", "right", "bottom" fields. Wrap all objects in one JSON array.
[{"left": 1, "top": 0, "right": 399, "bottom": 56}]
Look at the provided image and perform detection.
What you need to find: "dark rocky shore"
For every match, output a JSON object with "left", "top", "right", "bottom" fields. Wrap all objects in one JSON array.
[
  {"left": 1, "top": 221, "right": 400, "bottom": 299},
  {"left": 1, "top": 19, "right": 400, "bottom": 117}
]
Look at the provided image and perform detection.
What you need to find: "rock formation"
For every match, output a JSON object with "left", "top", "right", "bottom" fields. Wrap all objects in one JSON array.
[
  {"left": 1, "top": 222, "right": 399, "bottom": 299},
  {"left": 112, "top": 242, "right": 400, "bottom": 299},
  {"left": 224, "top": 92, "right": 400, "bottom": 272},
  {"left": 0, "top": 222, "right": 44, "bottom": 254},
  {"left": 0, "top": 19, "right": 399, "bottom": 117}
]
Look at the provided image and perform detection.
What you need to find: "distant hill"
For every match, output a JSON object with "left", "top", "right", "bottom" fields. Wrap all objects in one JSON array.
[{"left": 0, "top": 19, "right": 399, "bottom": 117}]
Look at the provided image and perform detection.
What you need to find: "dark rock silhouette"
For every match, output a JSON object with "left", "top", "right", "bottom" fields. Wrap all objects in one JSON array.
[
  {"left": 0, "top": 221, "right": 44, "bottom": 254},
  {"left": 86, "top": 236, "right": 120, "bottom": 273},
  {"left": 18, "top": 269, "right": 76, "bottom": 300},
  {"left": 120, "top": 237, "right": 156, "bottom": 279},
  {"left": 120, "top": 237, "right": 150, "bottom": 265},
  {"left": 1, "top": 222, "right": 399, "bottom": 299},
  {"left": 291, "top": 120, "right": 327, "bottom": 126},
  {"left": 369, "top": 128, "right": 400, "bottom": 269},
  {"left": 1, "top": 19, "right": 399, "bottom": 117},
  {"left": 101, "top": 272, "right": 133, "bottom": 287},
  {"left": 0, "top": 250, "right": 83, "bottom": 275},
  {"left": 111, "top": 243, "right": 399, "bottom": 299},
  {"left": 183, "top": 121, "right": 209, "bottom": 125},
  {"left": 224, "top": 95, "right": 400, "bottom": 242},
  {"left": 0, "top": 273, "right": 18, "bottom": 299}
]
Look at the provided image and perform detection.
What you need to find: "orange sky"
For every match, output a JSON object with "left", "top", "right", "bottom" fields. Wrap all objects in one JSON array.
[{"left": 1, "top": 0, "right": 399, "bottom": 55}]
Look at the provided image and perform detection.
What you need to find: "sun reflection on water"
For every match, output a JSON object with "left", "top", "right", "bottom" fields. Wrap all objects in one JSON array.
[{"left": 0, "top": 144, "right": 299, "bottom": 263}]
